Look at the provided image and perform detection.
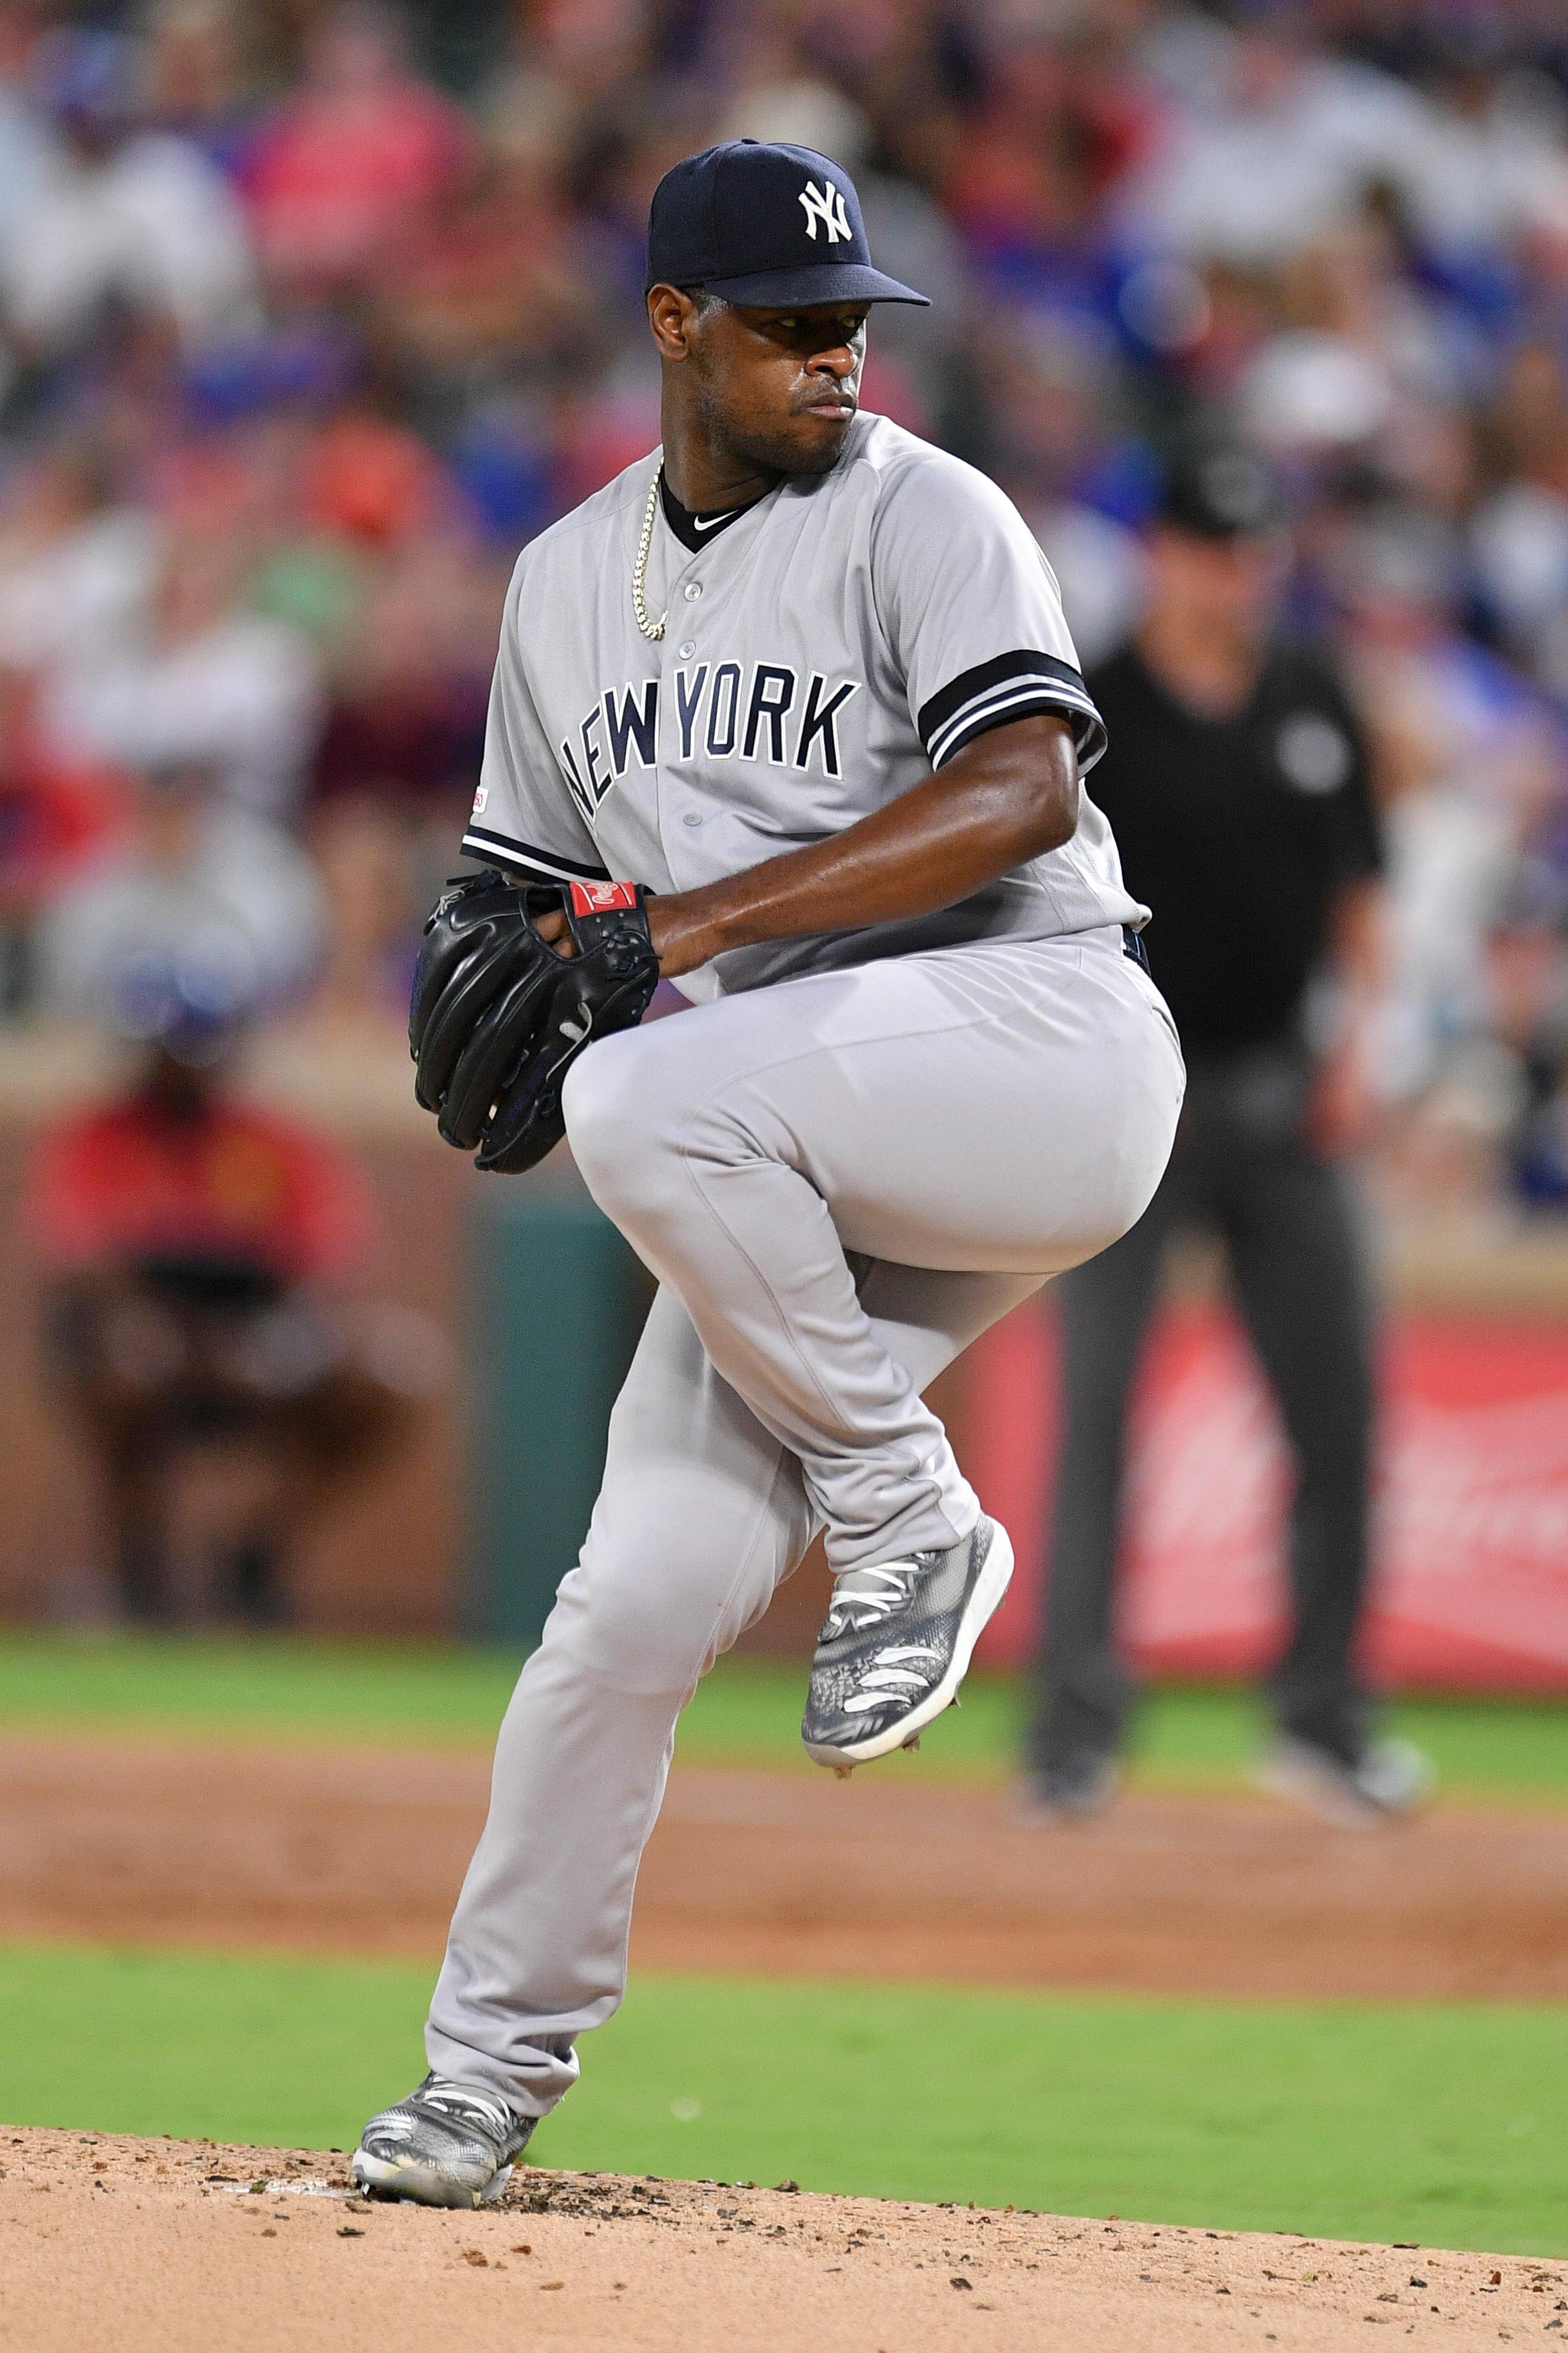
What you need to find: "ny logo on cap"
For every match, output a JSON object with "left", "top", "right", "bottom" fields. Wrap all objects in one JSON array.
[{"left": 798, "top": 177, "right": 851, "bottom": 244}]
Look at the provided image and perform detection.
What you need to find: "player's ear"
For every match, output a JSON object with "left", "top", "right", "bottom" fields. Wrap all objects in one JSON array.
[{"left": 647, "top": 283, "right": 701, "bottom": 362}]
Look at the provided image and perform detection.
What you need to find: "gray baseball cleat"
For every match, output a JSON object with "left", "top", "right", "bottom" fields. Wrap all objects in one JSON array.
[
  {"left": 352, "top": 2073, "right": 534, "bottom": 2208},
  {"left": 802, "top": 1516, "right": 1014, "bottom": 1770}
]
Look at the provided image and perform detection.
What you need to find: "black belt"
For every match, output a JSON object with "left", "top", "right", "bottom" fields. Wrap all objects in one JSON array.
[{"left": 1122, "top": 925, "right": 1151, "bottom": 974}]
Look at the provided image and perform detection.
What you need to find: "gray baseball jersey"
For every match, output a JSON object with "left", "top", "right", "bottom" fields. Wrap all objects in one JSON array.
[{"left": 462, "top": 410, "right": 1147, "bottom": 1000}]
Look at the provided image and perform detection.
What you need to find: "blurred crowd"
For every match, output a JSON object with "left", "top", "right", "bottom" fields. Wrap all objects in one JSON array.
[{"left": 0, "top": 0, "right": 1566, "bottom": 1214}]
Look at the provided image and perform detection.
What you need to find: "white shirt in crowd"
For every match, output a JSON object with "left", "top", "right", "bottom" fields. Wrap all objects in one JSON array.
[
  {"left": 0, "top": 505, "right": 159, "bottom": 669},
  {"left": 0, "top": 130, "right": 258, "bottom": 352},
  {"left": 38, "top": 800, "right": 327, "bottom": 1021},
  {"left": 46, "top": 611, "right": 322, "bottom": 819}
]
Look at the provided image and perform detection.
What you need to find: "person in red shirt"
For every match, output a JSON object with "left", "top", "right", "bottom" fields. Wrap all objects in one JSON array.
[
  {"left": 239, "top": 6, "right": 473, "bottom": 296},
  {"left": 26, "top": 979, "right": 422, "bottom": 1624}
]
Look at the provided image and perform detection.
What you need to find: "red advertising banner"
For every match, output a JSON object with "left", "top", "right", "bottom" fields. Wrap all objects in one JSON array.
[{"left": 960, "top": 1301, "right": 1568, "bottom": 1693}]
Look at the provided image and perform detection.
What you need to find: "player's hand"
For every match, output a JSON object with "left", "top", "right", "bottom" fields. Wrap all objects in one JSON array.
[
  {"left": 536, "top": 898, "right": 709, "bottom": 977},
  {"left": 1306, "top": 1037, "right": 1383, "bottom": 1158},
  {"left": 533, "top": 908, "right": 575, "bottom": 955}
]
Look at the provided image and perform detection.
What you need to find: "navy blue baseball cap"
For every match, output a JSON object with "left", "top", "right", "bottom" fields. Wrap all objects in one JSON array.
[
  {"left": 1156, "top": 437, "right": 1284, "bottom": 540},
  {"left": 646, "top": 140, "right": 929, "bottom": 309}
]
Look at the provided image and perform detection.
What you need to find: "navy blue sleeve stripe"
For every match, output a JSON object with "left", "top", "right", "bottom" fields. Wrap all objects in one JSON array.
[
  {"left": 927, "top": 680, "right": 1101, "bottom": 771},
  {"left": 926, "top": 673, "right": 1109, "bottom": 781},
  {"left": 916, "top": 650, "right": 1100, "bottom": 754},
  {"left": 461, "top": 825, "right": 610, "bottom": 883},
  {"left": 933, "top": 695, "right": 1106, "bottom": 776}
]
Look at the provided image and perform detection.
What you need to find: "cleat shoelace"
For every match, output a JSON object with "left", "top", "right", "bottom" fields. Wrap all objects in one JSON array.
[{"left": 821, "top": 1557, "right": 923, "bottom": 1640}]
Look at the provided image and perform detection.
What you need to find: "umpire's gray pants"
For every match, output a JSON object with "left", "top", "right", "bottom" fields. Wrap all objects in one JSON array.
[
  {"left": 426, "top": 929, "right": 1184, "bottom": 2116},
  {"left": 1027, "top": 1044, "right": 1376, "bottom": 1776}
]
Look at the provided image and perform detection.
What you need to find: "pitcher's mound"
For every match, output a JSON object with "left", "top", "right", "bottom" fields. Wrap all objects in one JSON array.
[{"left": 3, "top": 2126, "right": 1553, "bottom": 2350}]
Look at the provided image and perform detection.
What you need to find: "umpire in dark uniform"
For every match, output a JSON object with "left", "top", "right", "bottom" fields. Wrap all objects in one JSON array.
[{"left": 1025, "top": 437, "right": 1431, "bottom": 1826}]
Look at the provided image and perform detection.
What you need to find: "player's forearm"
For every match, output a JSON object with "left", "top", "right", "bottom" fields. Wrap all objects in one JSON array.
[
  {"left": 1320, "top": 876, "right": 1388, "bottom": 1062},
  {"left": 1328, "top": 877, "right": 1385, "bottom": 1002},
  {"left": 646, "top": 713, "right": 1079, "bottom": 977}
]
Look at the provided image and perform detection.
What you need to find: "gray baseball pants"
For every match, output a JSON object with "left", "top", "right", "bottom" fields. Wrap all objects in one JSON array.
[{"left": 426, "top": 927, "right": 1184, "bottom": 2116}]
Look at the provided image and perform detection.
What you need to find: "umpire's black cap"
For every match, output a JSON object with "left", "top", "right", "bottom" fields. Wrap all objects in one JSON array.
[
  {"left": 646, "top": 140, "right": 930, "bottom": 309},
  {"left": 1155, "top": 435, "right": 1285, "bottom": 540}
]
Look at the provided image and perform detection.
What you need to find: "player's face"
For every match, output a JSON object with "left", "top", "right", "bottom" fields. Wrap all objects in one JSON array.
[
  {"left": 685, "top": 300, "right": 869, "bottom": 479},
  {"left": 1146, "top": 527, "right": 1288, "bottom": 642}
]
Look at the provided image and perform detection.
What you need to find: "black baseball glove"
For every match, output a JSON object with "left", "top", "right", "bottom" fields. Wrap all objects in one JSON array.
[{"left": 410, "top": 869, "right": 660, "bottom": 1174}]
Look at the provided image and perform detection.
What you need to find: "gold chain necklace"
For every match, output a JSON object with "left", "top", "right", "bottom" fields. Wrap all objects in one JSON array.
[{"left": 631, "top": 462, "right": 665, "bottom": 642}]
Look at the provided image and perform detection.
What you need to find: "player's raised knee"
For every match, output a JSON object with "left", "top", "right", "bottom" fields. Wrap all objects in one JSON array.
[{"left": 561, "top": 1031, "right": 670, "bottom": 1206}]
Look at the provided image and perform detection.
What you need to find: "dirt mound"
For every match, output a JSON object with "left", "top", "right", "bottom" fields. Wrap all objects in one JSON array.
[
  {"left": 3, "top": 1732, "right": 1567, "bottom": 1997},
  {"left": 3, "top": 2127, "right": 1558, "bottom": 2351}
]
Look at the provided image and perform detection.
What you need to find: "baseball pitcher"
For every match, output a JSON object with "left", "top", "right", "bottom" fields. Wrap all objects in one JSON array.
[{"left": 354, "top": 140, "right": 1185, "bottom": 2207}]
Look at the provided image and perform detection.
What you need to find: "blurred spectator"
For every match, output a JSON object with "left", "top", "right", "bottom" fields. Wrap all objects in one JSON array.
[
  {"left": 302, "top": 531, "right": 504, "bottom": 1015},
  {"left": 239, "top": 3, "right": 473, "bottom": 296},
  {"left": 304, "top": 792, "right": 418, "bottom": 1021},
  {"left": 143, "top": 0, "right": 258, "bottom": 176},
  {"left": 1331, "top": 502, "right": 1561, "bottom": 1123},
  {"left": 369, "top": 146, "right": 594, "bottom": 433},
  {"left": 1, "top": 25, "right": 257, "bottom": 359},
  {"left": 44, "top": 530, "right": 321, "bottom": 817},
  {"left": 0, "top": 666, "right": 132, "bottom": 1010},
  {"left": 24, "top": 990, "right": 432, "bottom": 1626},
  {"left": 298, "top": 398, "right": 449, "bottom": 548},
  {"left": 482, "top": 0, "right": 653, "bottom": 172},
  {"left": 716, "top": 20, "right": 873, "bottom": 163},
  {"left": 1398, "top": 34, "right": 1568, "bottom": 301},
  {"left": 1124, "top": 12, "right": 1430, "bottom": 268},
  {"left": 1236, "top": 212, "right": 1472, "bottom": 471},
  {"left": 0, "top": 0, "right": 1547, "bottom": 1242},
  {"left": 36, "top": 758, "right": 325, "bottom": 1021},
  {"left": 1471, "top": 340, "right": 1568, "bottom": 689},
  {"left": 0, "top": 433, "right": 158, "bottom": 668},
  {"left": 984, "top": 318, "right": 1150, "bottom": 662},
  {"left": 1025, "top": 433, "right": 1430, "bottom": 1827},
  {"left": 311, "top": 535, "right": 496, "bottom": 820},
  {"left": 0, "top": 5, "right": 62, "bottom": 271}
]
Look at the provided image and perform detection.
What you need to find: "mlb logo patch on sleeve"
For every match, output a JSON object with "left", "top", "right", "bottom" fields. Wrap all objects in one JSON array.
[{"left": 570, "top": 880, "right": 640, "bottom": 915}]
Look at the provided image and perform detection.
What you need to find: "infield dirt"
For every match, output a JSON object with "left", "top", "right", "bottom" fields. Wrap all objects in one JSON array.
[
  {"left": 5, "top": 2126, "right": 1562, "bottom": 2353},
  {"left": 2, "top": 1731, "right": 1565, "bottom": 1997}
]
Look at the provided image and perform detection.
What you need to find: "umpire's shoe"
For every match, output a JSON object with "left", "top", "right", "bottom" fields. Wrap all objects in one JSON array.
[
  {"left": 353, "top": 2073, "right": 534, "bottom": 2208},
  {"left": 802, "top": 1516, "right": 1014, "bottom": 1770}
]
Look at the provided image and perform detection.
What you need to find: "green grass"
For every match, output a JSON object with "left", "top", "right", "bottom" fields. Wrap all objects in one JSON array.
[
  {"left": 0, "top": 1629, "right": 1563, "bottom": 1801},
  {"left": 0, "top": 1630, "right": 528, "bottom": 1747},
  {"left": 0, "top": 1941, "right": 1562, "bottom": 2255}
]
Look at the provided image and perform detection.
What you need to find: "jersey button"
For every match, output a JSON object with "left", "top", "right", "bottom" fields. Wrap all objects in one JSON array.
[
  {"left": 677, "top": 639, "right": 696, "bottom": 658},
  {"left": 683, "top": 583, "right": 701, "bottom": 601},
  {"left": 682, "top": 812, "right": 703, "bottom": 826}
]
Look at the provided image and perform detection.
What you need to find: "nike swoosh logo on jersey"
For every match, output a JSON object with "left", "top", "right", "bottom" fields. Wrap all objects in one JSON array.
[{"left": 692, "top": 509, "right": 744, "bottom": 532}]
